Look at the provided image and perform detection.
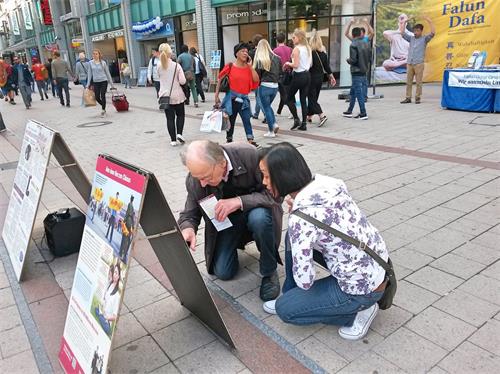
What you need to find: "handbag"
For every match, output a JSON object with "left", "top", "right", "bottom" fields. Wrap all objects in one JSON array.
[
  {"left": 200, "top": 109, "right": 229, "bottom": 133},
  {"left": 83, "top": 88, "right": 96, "bottom": 107},
  {"left": 315, "top": 51, "right": 330, "bottom": 83},
  {"left": 158, "top": 64, "right": 177, "bottom": 110},
  {"left": 292, "top": 210, "right": 397, "bottom": 310},
  {"left": 218, "top": 63, "right": 233, "bottom": 93}
]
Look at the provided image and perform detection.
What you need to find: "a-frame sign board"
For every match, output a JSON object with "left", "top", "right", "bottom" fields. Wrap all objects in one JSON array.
[
  {"left": 1, "top": 120, "right": 90, "bottom": 281},
  {"left": 59, "top": 154, "right": 234, "bottom": 374}
]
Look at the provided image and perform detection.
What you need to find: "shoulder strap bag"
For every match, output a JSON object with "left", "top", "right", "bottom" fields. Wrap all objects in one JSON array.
[
  {"left": 292, "top": 210, "right": 397, "bottom": 310},
  {"left": 218, "top": 63, "right": 232, "bottom": 93},
  {"left": 315, "top": 51, "right": 330, "bottom": 83},
  {"left": 158, "top": 63, "right": 177, "bottom": 110}
]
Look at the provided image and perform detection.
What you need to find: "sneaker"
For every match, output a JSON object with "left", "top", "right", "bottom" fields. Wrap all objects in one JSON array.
[
  {"left": 263, "top": 299, "right": 277, "bottom": 315},
  {"left": 45, "top": 94, "right": 49, "bottom": 99},
  {"left": 342, "top": 111, "right": 352, "bottom": 118},
  {"left": 319, "top": 116, "right": 327, "bottom": 127},
  {"left": 66, "top": 103, "right": 70, "bottom": 107},
  {"left": 9, "top": 100, "right": 16, "bottom": 105},
  {"left": 170, "top": 141, "right": 178, "bottom": 146},
  {"left": 263, "top": 131, "right": 276, "bottom": 138},
  {"left": 262, "top": 118, "right": 267, "bottom": 124},
  {"left": 354, "top": 114, "right": 368, "bottom": 120},
  {"left": 194, "top": 103, "right": 199, "bottom": 108},
  {"left": 41, "top": 97, "right": 44, "bottom": 101},
  {"left": 176, "top": 134, "right": 185, "bottom": 144},
  {"left": 101, "top": 110, "right": 106, "bottom": 116},
  {"left": 248, "top": 139, "right": 259, "bottom": 147},
  {"left": 290, "top": 118, "right": 301, "bottom": 130},
  {"left": 400, "top": 98, "right": 411, "bottom": 104},
  {"left": 415, "top": 98, "right": 421, "bottom": 104},
  {"left": 273, "top": 124, "right": 280, "bottom": 134},
  {"left": 338, "top": 303, "right": 379, "bottom": 341},
  {"left": 260, "top": 271, "right": 280, "bottom": 301},
  {"left": 298, "top": 123, "right": 307, "bottom": 131},
  {"left": 251, "top": 114, "right": 258, "bottom": 119},
  {"left": 226, "top": 137, "right": 233, "bottom": 143}
]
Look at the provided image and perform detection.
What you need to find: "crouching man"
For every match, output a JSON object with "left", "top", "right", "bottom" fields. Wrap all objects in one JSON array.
[{"left": 178, "top": 140, "right": 283, "bottom": 301}]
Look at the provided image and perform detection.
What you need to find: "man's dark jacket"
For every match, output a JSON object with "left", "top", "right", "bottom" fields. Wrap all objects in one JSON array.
[
  {"left": 12, "top": 63, "right": 33, "bottom": 86},
  {"left": 178, "top": 142, "right": 283, "bottom": 274},
  {"left": 347, "top": 38, "right": 371, "bottom": 76}
]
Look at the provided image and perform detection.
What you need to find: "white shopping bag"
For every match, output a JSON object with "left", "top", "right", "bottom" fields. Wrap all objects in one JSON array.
[{"left": 200, "top": 110, "right": 224, "bottom": 133}]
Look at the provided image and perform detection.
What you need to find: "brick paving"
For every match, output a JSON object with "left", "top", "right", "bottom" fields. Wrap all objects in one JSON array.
[{"left": 0, "top": 83, "right": 499, "bottom": 373}]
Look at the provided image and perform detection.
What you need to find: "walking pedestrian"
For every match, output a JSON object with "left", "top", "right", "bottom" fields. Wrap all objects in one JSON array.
[
  {"left": 273, "top": 33, "right": 293, "bottom": 116},
  {"left": 215, "top": 42, "right": 259, "bottom": 146},
  {"left": 343, "top": 27, "right": 371, "bottom": 120},
  {"left": 158, "top": 43, "right": 187, "bottom": 147},
  {"left": 1, "top": 59, "right": 16, "bottom": 105},
  {"left": 253, "top": 39, "right": 281, "bottom": 138},
  {"left": 12, "top": 56, "right": 33, "bottom": 109},
  {"left": 190, "top": 47, "right": 206, "bottom": 103},
  {"left": 31, "top": 58, "right": 49, "bottom": 101},
  {"left": 147, "top": 48, "right": 161, "bottom": 97},
  {"left": 120, "top": 57, "right": 132, "bottom": 89},
  {"left": 177, "top": 45, "right": 198, "bottom": 107},
  {"left": 86, "top": 49, "right": 115, "bottom": 116},
  {"left": 51, "top": 51, "right": 73, "bottom": 107},
  {"left": 249, "top": 34, "right": 263, "bottom": 120},
  {"left": 75, "top": 52, "right": 90, "bottom": 106},
  {"left": 307, "top": 30, "right": 336, "bottom": 127},
  {"left": 45, "top": 58, "right": 56, "bottom": 97},
  {"left": 284, "top": 29, "right": 312, "bottom": 131},
  {"left": 399, "top": 15, "right": 435, "bottom": 104}
]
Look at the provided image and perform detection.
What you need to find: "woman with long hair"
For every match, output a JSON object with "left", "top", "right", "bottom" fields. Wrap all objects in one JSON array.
[
  {"left": 86, "top": 49, "right": 115, "bottom": 116},
  {"left": 97, "top": 261, "right": 122, "bottom": 334},
  {"left": 215, "top": 42, "right": 260, "bottom": 146},
  {"left": 284, "top": 29, "right": 312, "bottom": 131},
  {"left": 259, "top": 142, "right": 389, "bottom": 341},
  {"left": 158, "top": 43, "right": 187, "bottom": 146},
  {"left": 120, "top": 57, "right": 131, "bottom": 89},
  {"left": 307, "top": 30, "right": 336, "bottom": 127},
  {"left": 253, "top": 39, "right": 282, "bottom": 137}
]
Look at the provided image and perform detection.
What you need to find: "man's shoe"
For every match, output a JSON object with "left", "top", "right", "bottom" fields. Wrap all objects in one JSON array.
[
  {"left": 415, "top": 98, "right": 421, "bottom": 104},
  {"left": 66, "top": 103, "right": 70, "bottom": 107},
  {"left": 400, "top": 98, "right": 411, "bottom": 104},
  {"left": 342, "top": 111, "right": 352, "bottom": 118},
  {"left": 298, "top": 123, "right": 307, "bottom": 131},
  {"left": 338, "top": 303, "right": 378, "bottom": 341},
  {"left": 263, "top": 299, "right": 277, "bottom": 315},
  {"left": 226, "top": 137, "right": 233, "bottom": 143},
  {"left": 45, "top": 93, "right": 49, "bottom": 99},
  {"left": 354, "top": 114, "right": 368, "bottom": 120},
  {"left": 260, "top": 271, "right": 280, "bottom": 301},
  {"left": 290, "top": 118, "right": 301, "bottom": 130}
]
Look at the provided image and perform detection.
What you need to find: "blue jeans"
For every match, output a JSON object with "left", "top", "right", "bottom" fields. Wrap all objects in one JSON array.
[
  {"left": 226, "top": 98, "right": 254, "bottom": 141},
  {"left": 213, "top": 207, "right": 277, "bottom": 280},
  {"left": 258, "top": 86, "right": 278, "bottom": 131},
  {"left": 276, "top": 233, "right": 383, "bottom": 327},
  {"left": 123, "top": 75, "right": 131, "bottom": 88},
  {"left": 95, "top": 307, "right": 112, "bottom": 335},
  {"left": 253, "top": 87, "right": 262, "bottom": 117},
  {"left": 79, "top": 79, "right": 87, "bottom": 106},
  {"left": 347, "top": 75, "right": 367, "bottom": 115}
]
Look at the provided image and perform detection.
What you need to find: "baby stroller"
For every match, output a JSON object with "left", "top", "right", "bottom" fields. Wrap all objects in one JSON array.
[{"left": 111, "top": 90, "right": 129, "bottom": 112}]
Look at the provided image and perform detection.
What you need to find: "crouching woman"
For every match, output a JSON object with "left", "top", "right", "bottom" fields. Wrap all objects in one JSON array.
[{"left": 259, "top": 142, "right": 388, "bottom": 341}]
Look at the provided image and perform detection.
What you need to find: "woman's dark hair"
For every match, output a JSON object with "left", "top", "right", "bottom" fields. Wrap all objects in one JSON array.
[
  {"left": 108, "top": 262, "right": 121, "bottom": 296},
  {"left": 180, "top": 44, "right": 189, "bottom": 53},
  {"left": 189, "top": 47, "right": 197, "bottom": 55},
  {"left": 262, "top": 142, "right": 312, "bottom": 197}
]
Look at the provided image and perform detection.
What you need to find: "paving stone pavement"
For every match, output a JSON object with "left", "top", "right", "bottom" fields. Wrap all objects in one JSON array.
[{"left": 0, "top": 82, "right": 499, "bottom": 374}]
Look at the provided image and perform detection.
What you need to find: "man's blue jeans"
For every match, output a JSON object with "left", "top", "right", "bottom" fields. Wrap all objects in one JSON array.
[
  {"left": 258, "top": 86, "right": 278, "bottom": 131},
  {"left": 213, "top": 207, "right": 277, "bottom": 280},
  {"left": 347, "top": 75, "right": 368, "bottom": 115},
  {"left": 276, "top": 233, "right": 382, "bottom": 327}
]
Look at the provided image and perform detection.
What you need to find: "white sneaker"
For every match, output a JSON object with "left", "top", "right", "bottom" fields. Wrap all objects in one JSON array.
[
  {"left": 176, "top": 134, "right": 186, "bottom": 144},
  {"left": 338, "top": 303, "right": 378, "bottom": 341},
  {"left": 273, "top": 124, "right": 280, "bottom": 134},
  {"left": 170, "top": 141, "right": 178, "bottom": 147},
  {"left": 263, "top": 299, "right": 277, "bottom": 315},
  {"left": 263, "top": 131, "right": 276, "bottom": 138}
]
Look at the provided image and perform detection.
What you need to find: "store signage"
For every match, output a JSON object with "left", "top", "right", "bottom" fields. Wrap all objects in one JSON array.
[
  {"left": 225, "top": 8, "right": 266, "bottom": 21},
  {"left": 91, "top": 30, "right": 124, "bottom": 42},
  {"left": 40, "top": 0, "right": 53, "bottom": 26},
  {"left": 60, "top": 12, "right": 75, "bottom": 22},
  {"left": 21, "top": 3, "right": 33, "bottom": 30},
  {"left": 72, "top": 38, "right": 84, "bottom": 44}
]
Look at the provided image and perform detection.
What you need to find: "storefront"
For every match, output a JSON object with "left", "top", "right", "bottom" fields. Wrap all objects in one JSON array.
[
  {"left": 91, "top": 29, "right": 127, "bottom": 63},
  {"left": 178, "top": 13, "right": 199, "bottom": 51},
  {"left": 215, "top": 0, "right": 373, "bottom": 87},
  {"left": 133, "top": 18, "right": 176, "bottom": 65}
]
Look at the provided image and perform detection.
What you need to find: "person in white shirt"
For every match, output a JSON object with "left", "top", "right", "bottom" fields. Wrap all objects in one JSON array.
[
  {"left": 190, "top": 47, "right": 206, "bottom": 103},
  {"left": 259, "top": 142, "right": 389, "bottom": 341},
  {"left": 147, "top": 48, "right": 161, "bottom": 97},
  {"left": 96, "top": 262, "right": 121, "bottom": 335}
]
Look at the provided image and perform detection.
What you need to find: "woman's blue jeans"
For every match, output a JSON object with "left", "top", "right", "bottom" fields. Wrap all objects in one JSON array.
[
  {"left": 258, "top": 86, "right": 278, "bottom": 131},
  {"left": 276, "top": 232, "right": 383, "bottom": 327}
]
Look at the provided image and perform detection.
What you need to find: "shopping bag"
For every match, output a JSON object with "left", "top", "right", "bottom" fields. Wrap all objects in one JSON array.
[
  {"left": 83, "top": 88, "right": 96, "bottom": 107},
  {"left": 200, "top": 110, "right": 224, "bottom": 133}
]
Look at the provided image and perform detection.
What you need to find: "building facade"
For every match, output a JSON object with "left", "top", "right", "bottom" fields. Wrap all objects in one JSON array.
[{"left": 0, "top": 0, "right": 374, "bottom": 86}]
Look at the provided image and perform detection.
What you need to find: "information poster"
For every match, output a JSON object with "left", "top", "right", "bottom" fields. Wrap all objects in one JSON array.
[
  {"left": 59, "top": 156, "right": 147, "bottom": 374},
  {"left": 1, "top": 120, "right": 54, "bottom": 280},
  {"left": 137, "top": 67, "right": 148, "bottom": 86},
  {"left": 374, "top": 0, "right": 500, "bottom": 83}
]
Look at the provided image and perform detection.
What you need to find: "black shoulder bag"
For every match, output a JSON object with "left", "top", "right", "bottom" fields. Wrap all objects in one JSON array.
[
  {"left": 315, "top": 51, "right": 330, "bottom": 83},
  {"left": 158, "top": 64, "right": 177, "bottom": 110},
  {"left": 218, "top": 63, "right": 232, "bottom": 93},
  {"left": 292, "top": 210, "right": 397, "bottom": 310}
]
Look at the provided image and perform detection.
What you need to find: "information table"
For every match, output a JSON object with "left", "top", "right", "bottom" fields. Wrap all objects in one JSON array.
[{"left": 441, "top": 69, "right": 500, "bottom": 113}]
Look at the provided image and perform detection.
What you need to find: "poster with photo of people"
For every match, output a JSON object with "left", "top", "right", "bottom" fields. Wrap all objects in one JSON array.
[{"left": 59, "top": 155, "right": 148, "bottom": 374}]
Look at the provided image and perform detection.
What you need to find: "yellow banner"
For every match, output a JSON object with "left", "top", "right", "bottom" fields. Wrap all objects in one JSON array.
[{"left": 375, "top": 0, "right": 500, "bottom": 83}]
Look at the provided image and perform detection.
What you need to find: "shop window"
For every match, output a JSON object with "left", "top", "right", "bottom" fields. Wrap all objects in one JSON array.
[
  {"left": 249, "top": 2, "right": 267, "bottom": 23},
  {"left": 269, "top": 0, "right": 287, "bottom": 21},
  {"left": 219, "top": 5, "right": 250, "bottom": 26},
  {"left": 268, "top": 20, "right": 287, "bottom": 48},
  {"left": 288, "top": 0, "right": 330, "bottom": 19},
  {"left": 330, "top": 0, "right": 372, "bottom": 16}
]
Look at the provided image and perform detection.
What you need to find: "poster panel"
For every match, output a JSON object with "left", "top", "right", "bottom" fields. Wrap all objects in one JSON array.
[
  {"left": 448, "top": 70, "right": 500, "bottom": 89},
  {"left": 1, "top": 120, "right": 54, "bottom": 280},
  {"left": 59, "top": 155, "right": 148, "bottom": 374},
  {"left": 375, "top": 0, "right": 500, "bottom": 84}
]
